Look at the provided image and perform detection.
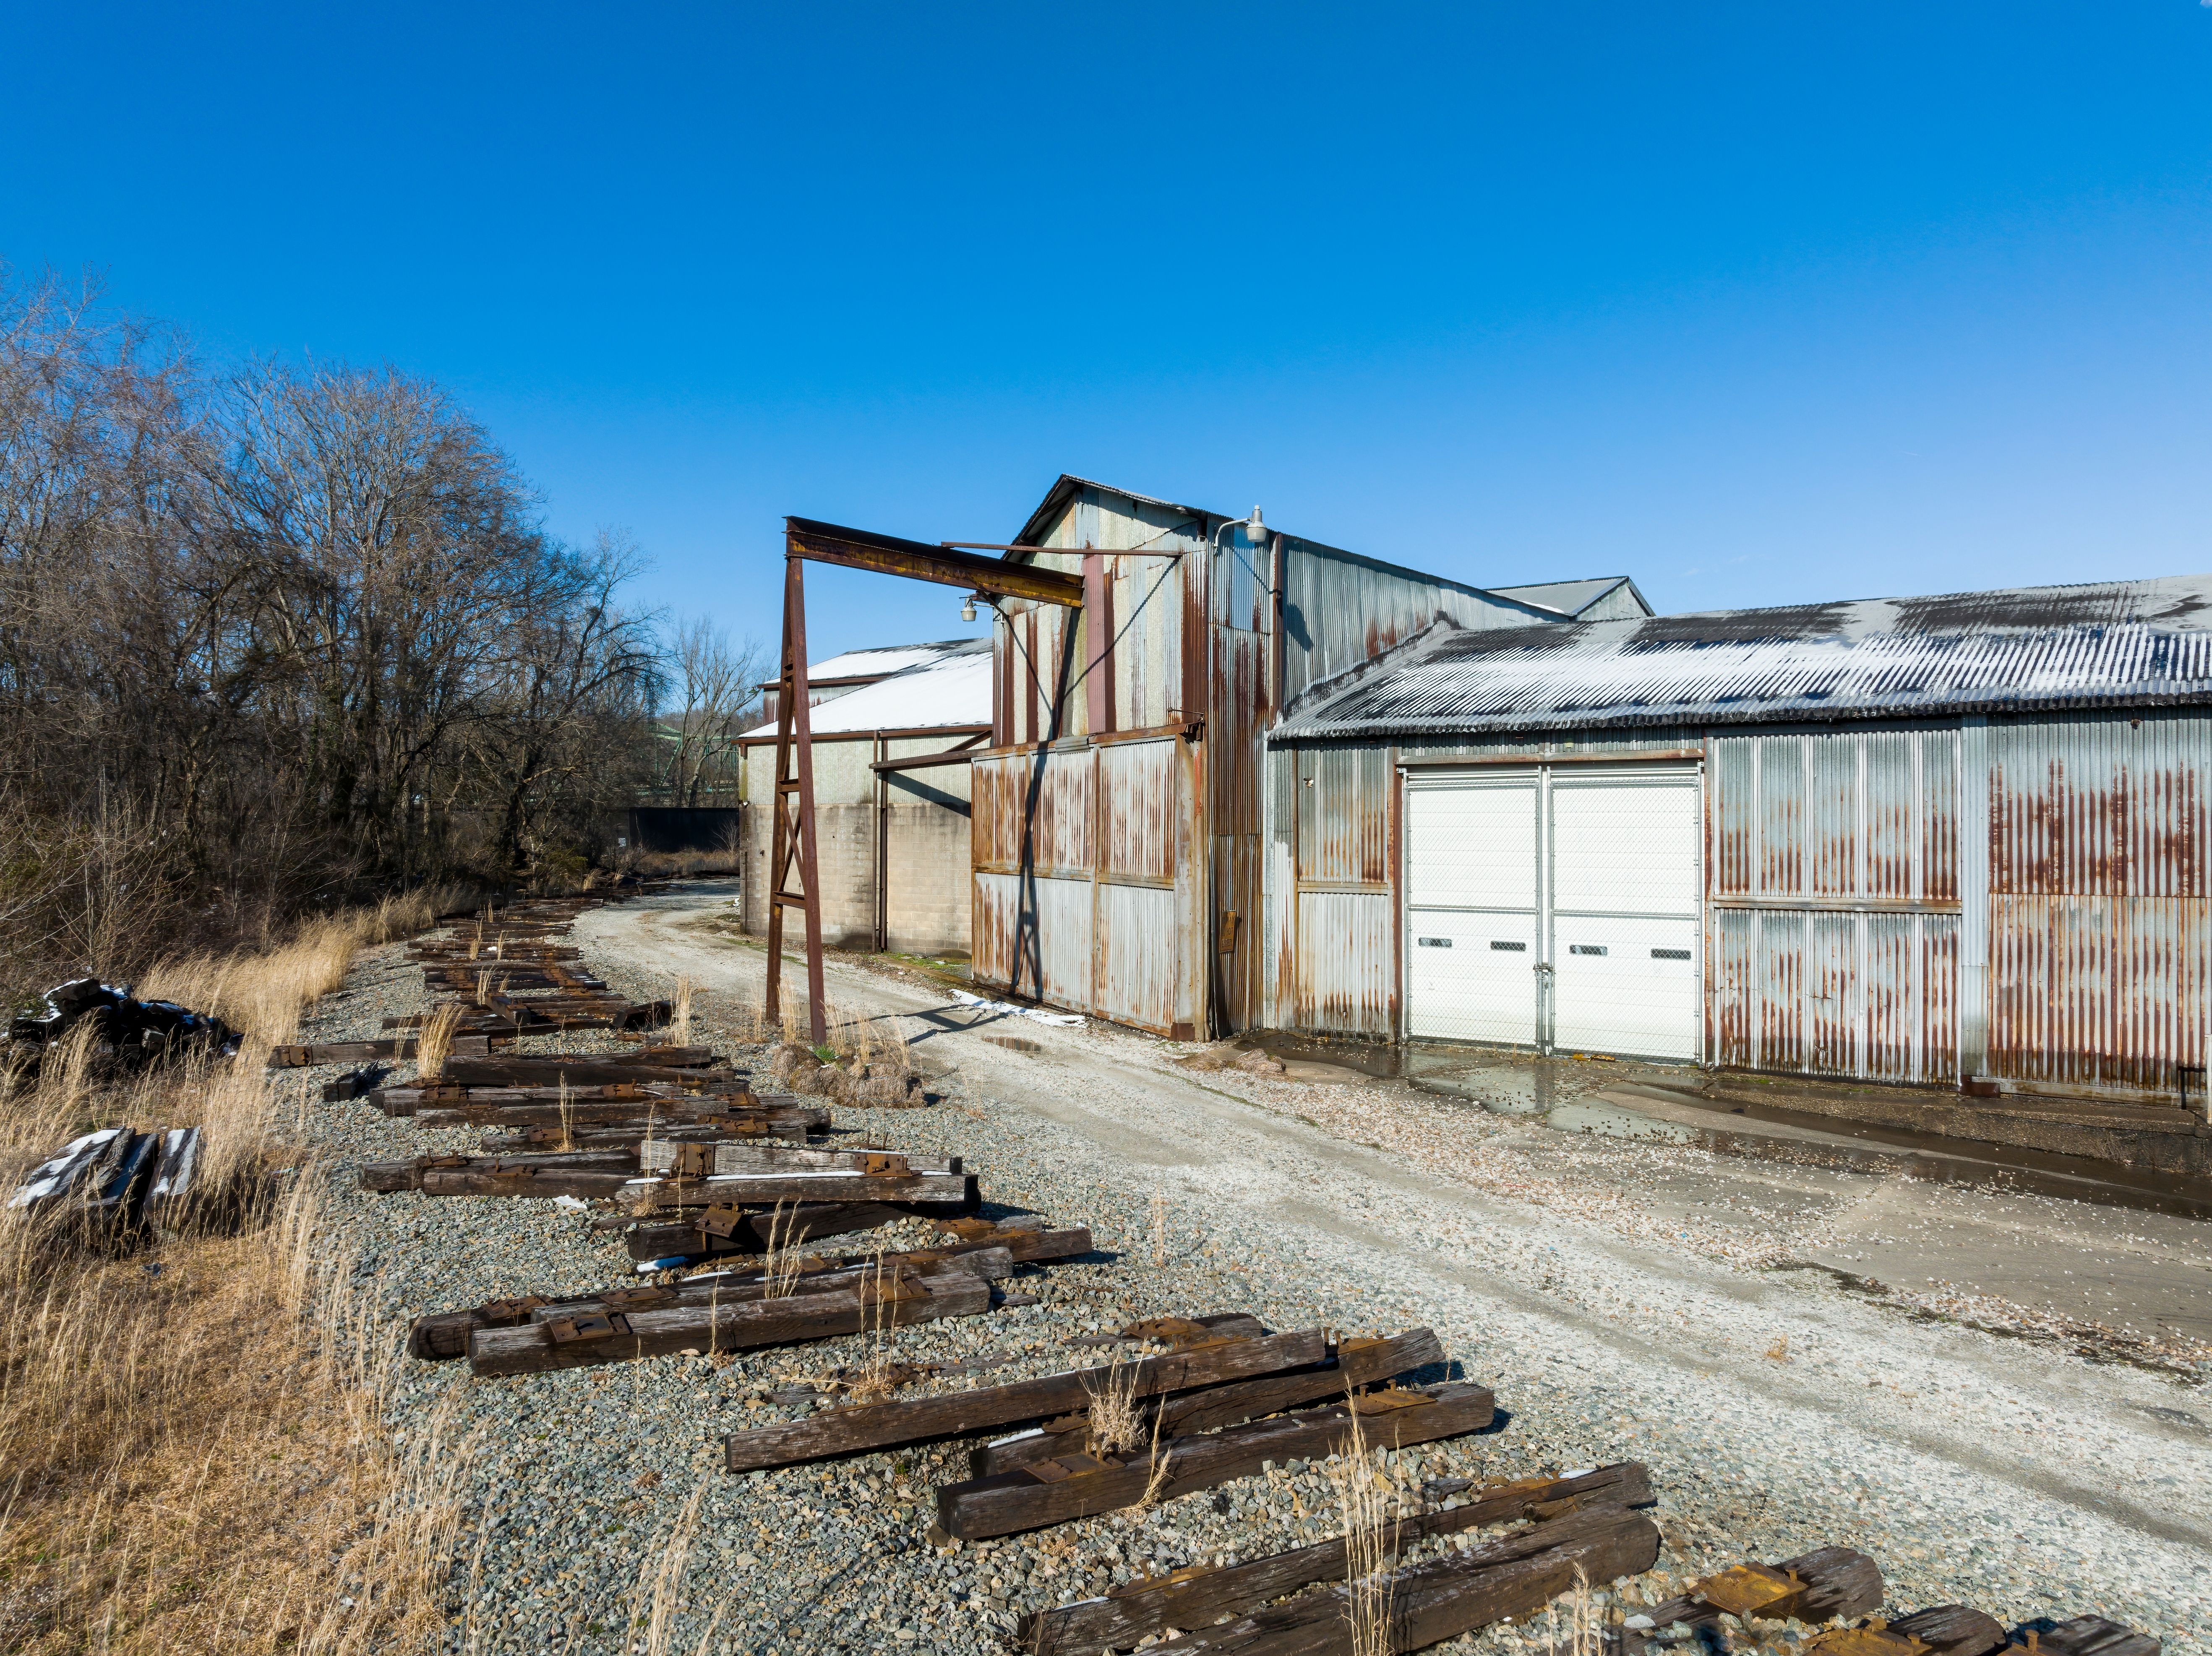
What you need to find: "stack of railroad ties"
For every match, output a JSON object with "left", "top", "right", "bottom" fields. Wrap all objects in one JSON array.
[
  {"left": 354, "top": 1037, "right": 1033, "bottom": 1375},
  {"left": 340, "top": 917, "right": 2163, "bottom": 1656},
  {"left": 269, "top": 892, "right": 678, "bottom": 1085}
]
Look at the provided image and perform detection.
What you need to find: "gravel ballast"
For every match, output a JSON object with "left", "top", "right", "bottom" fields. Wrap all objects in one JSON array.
[{"left": 276, "top": 888, "right": 2212, "bottom": 1655}]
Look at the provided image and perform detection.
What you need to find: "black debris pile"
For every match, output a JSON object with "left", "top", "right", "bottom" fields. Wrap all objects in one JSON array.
[
  {"left": 5, "top": 979, "right": 241, "bottom": 1074},
  {"left": 7, "top": 1125, "right": 203, "bottom": 1236}
]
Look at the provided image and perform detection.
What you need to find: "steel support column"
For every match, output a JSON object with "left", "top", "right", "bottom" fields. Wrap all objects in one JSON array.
[{"left": 764, "top": 555, "right": 827, "bottom": 1045}]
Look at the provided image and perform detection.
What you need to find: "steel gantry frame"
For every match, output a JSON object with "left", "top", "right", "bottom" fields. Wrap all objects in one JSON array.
[{"left": 763, "top": 517, "right": 1084, "bottom": 1043}]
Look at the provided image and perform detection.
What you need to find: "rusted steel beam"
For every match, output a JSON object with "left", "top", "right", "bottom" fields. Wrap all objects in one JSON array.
[
  {"left": 870, "top": 732, "right": 992, "bottom": 773},
  {"left": 765, "top": 555, "right": 828, "bottom": 1046},
  {"left": 785, "top": 518, "right": 1084, "bottom": 607}
]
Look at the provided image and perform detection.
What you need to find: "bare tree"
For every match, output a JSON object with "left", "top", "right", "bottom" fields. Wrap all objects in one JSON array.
[
  {"left": 662, "top": 615, "right": 763, "bottom": 806},
  {"left": 0, "top": 263, "right": 670, "bottom": 993}
]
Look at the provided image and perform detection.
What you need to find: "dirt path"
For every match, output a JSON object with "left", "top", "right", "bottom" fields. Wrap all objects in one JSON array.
[{"left": 574, "top": 885, "right": 2212, "bottom": 1645}]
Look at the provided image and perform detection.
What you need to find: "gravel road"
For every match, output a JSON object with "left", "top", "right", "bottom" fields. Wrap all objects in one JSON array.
[{"left": 287, "top": 884, "right": 2212, "bottom": 1655}]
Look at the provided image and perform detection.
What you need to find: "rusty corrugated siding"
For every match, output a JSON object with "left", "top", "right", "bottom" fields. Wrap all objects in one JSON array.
[
  {"left": 1294, "top": 890, "right": 1395, "bottom": 1035},
  {"left": 1984, "top": 711, "right": 2212, "bottom": 1090},
  {"left": 1705, "top": 727, "right": 1963, "bottom": 1084},
  {"left": 1295, "top": 746, "right": 1392, "bottom": 885}
]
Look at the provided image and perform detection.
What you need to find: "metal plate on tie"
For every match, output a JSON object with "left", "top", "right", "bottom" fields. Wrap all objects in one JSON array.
[
  {"left": 603, "top": 1286, "right": 676, "bottom": 1312},
  {"left": 936, "top": 1217, "right": 1000, "bottom": 1241},
  {"left": 1027, "top": 1452, "right": 1121, "bottom": 1483},
  {"left": 858, "top": 1270, "right": 928, "bottom": 1305},
  {"left": 546, "top": 1312, "right": 621, "bottom": 1344},
  {"left": 421, "top": 1154, "right": 470, "bottom": 1169},
  {"left": 1111, "top": 1563, "right": 1210, "bottom": 1599},
  {"left": 1349, "top": 1388, "right": 1437, "bottom": 1416},
  {"left": 859, "top": 1152, "right": 910, "bottom": 1177},
  {"left": 1694, "top": 1563, "right": 1805, "bottom": 1618},
  {"left": 1120, "top": 1317, "right": 1212, "bottom": 1347},
  {"left": 480, "top": 1296, "right": 546, "bottom": 1323},
  {"left": 1805, "top": 1626, "right": 1928, "bottom": 1656},
  {"left": 697, "top": 1205, "right": 749, "bottom": 1238}
]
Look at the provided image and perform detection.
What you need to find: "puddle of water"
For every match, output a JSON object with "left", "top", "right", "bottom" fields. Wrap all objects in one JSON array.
[
  {"left": 1244, "top": 1032, "right": 1404, "bottom": 1080},
  {"left": 1542, "top": 1100, "right": 1698, "bottom": 1144}
]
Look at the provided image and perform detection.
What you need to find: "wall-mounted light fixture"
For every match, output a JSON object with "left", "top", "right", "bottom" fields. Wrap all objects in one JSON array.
[{"left": 960, "top": 594, "right": 978, "bottom": 622}]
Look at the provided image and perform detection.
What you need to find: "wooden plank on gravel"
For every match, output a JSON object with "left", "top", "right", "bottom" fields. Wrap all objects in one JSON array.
[
  {"left": 269, "top": 1035, "right": 492, "bottom": 1067},
  {"left": 1146, "top": 1502, "right": 1660, "bottom": 1654},
  {"left": 620, "top": 1169, "right": 977, "bottom": 1207},
  {"left": 438, "top": 1056, "right": 734, "bottom": 1087},
  {"left": 409, "top": 1232, "right": 1085, "bottom": 1359},
  {"left": 626, "top": 1202, "right": 910, "bottom": 1261},
  {"left": 973, "top": 1328, "right": 1445, "bottom": 1476},
  {"left": 406, "top": 1099, "right": 813, "bottom": 1133},
  {"left": 1018, "top": 1461, "right": 1651, "bottom": 1656},
  {"left": 378, "top": 1080, "right": 758, "bottom": 1111},
  {"left": 934, "top": 1380, "right": 1495, "bottom": 1541},
  {"left": 1887, "top": 1607, "right": 2010, "bottom": 1656},
  {"left": 723, "top": 1328, "right": 1329, "bottom": 1473},
  {"left": 467, "top": 1262, "right": 993, "bottom": 1375}
]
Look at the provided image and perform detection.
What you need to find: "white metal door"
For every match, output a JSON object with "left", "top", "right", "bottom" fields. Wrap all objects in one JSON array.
[
  {"left": 1548, "top": 771, "right": 1701, "bottom": 1060},
  {"left": 1405, "top": 772, "right": 1540, "bottom": 1044}
]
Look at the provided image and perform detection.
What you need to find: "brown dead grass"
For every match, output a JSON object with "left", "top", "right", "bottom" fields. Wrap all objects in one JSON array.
[{"left": 0, "top": 889, "right": 474, "bottom": 1654}]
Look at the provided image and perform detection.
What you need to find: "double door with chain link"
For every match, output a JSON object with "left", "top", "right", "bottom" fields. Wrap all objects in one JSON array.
[{"left": 1404, "top": 764, "right": 1701, "bottom": 1060}]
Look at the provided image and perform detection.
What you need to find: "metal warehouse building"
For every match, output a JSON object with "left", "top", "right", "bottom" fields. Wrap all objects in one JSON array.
[
  {"left": 1264, "top": 575, "right": 2212, "bottom": 1105},
  {"left": 974, "top": 475, "right": 1650, "bottom": 1037}
]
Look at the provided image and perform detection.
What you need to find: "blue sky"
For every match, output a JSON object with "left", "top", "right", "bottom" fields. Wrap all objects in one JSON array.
[{"left": 7, "top": 3, "right": 2211, "bottom": 659}]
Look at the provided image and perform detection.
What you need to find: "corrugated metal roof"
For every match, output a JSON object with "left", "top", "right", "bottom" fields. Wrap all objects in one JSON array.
[
  {"left": 746, "top": 649, "right": 992, "bottom": 738},
  {"left": 1486, "top": 575, "right": 1651, "bottom": 619},
  {"left": 803, "top": 638, "right": 991, "bottom": 681},
  {"left": 1272, "top": 573, "right": 2212, "bottom": 742}
]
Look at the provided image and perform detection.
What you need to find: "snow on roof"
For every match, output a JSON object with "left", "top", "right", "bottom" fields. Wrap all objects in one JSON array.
[
  {"left": 1273, "top": 573, "right": 2212, "bottom": 741},
  {"left": 746, "top": 649, "right": 993, "bottom": 737},
  {"left": 803, "top": 638, "right": 990, "bottom": 681}
]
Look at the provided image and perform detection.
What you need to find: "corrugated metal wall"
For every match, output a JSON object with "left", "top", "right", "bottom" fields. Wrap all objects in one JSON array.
[
  {"left": 1706, "top": 726, "right": 1962, "bottom": 1085},
  {"left": 970, "top": 735, "right": 1202, "bottom": 1036},
  {"left": 1985, "top": 711, "right": 2212, "bottom": 1093},
  {"left": 1267, "top": 709, "right": 2212, "bottom": 1104}
]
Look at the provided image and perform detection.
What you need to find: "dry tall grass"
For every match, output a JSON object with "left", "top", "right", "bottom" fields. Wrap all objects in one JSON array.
[
  {"left": 412, "top": 1002, "right": 465, "bottom": 1083},
  {"left": 672, "top": 976, "right": 694, "bottom": 1045},
  {"left": 1546, "top": 1565, "right": 1601, "bottom": 1656},
  {"left": 1328, "top": 1403, "right": 1395, "bottom": 1656},
  {"left": 624, "top": 1481, "right": 717, "bottom": 1656},
  {"left": 0, "top": 888, "right": 475, "bottom": 1654}
]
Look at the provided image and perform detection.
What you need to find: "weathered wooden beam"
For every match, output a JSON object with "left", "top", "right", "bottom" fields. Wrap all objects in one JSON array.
[
  {"left": 785, "top": 516, "right": 1085, "bottom": 607},
  {"left": 269, "top": 1035, "right": 494, "bottom": 1068},
  {"left": 1888, "top": 1607, "right": 2011, "bottom": 1656},
  {"left": 1023, "top": 1463, "right": 1655, "bottom": 1656},
  {"left": 433, "top": 1057, "right": 743, "bottom": 1089},
  {"left": 723, "top": 1327, "right": 1328, "bottom": 1474},
  {"left": 1147, "top": 1502, "right": 1660, "bottom": 1654},
  {"left": 934, "top": 1380, "right": 1495, "bottom": 1541},
  {"left": 973, "top": 1328, "right": 1445, "bottom": 1476},
  {"left": 467, "top": 1258, "right": 996, "bottom": 1376},
  {"left": 377, "top": 1081, "right": 759, "bottom": 1115},
  {"left": 410, "top": 1227, "right": 1089, "bottom": 1359},
  {"left": 625, "top": 1201, "right": 910, "bottom": 1263}
]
